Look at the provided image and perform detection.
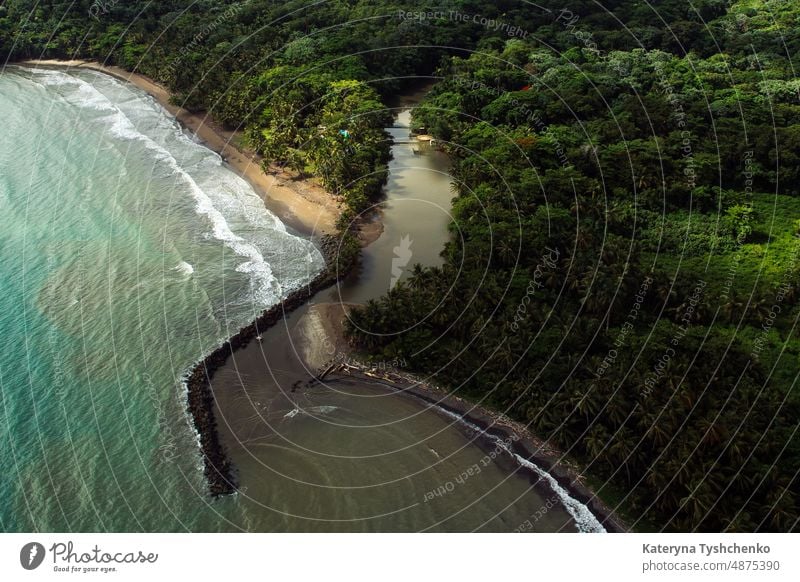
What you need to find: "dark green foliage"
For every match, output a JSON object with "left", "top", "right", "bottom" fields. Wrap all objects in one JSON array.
[
  {"left": 346, "top": 4, "right": 800, "bottom": 532},
  {"left": 1, "top": 0, "right": 480, "bottom": 218},
  {"left": 4, "top": 0, "right": 800, "bottom": 533}
]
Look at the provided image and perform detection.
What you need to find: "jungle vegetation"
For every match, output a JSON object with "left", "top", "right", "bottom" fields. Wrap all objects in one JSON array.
[
  {"left": 2, "top": 0, "right": 798, "bottom": 532},
  {"left": 347, "top": 3, "right": 800, "bottom": 532}
]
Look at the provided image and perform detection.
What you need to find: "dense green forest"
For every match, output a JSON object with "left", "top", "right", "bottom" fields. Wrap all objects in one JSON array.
[
  {"left": 3, "top": 1, "right": 798, "bottom": 532},
  {"left": 347, "top": 3, "right": 800, "bottom": 531}
]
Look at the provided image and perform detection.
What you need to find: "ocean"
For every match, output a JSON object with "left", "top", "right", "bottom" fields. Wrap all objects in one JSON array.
[{"left": 0, "top": 66, "right": 323, "bottom": 531}]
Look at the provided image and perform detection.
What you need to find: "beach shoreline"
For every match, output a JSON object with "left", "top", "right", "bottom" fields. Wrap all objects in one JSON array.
[
  {"left": 16, "top": 59, "right": 346, "bottom": 239},
  {"left": 349, "top": 366, "right": 628, "bottom": 532},
  {"left": 9, "top": 58, "right": 357, "bottom": 496}
]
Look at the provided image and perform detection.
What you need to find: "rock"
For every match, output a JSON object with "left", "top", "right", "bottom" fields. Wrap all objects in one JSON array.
[{"left": 184, "top": 235, "right": 351, "bottom": 497}]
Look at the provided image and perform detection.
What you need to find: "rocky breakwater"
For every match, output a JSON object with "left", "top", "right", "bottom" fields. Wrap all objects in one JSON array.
[{"left": 185, "top": 234, "right": 344, "bottom": 496}]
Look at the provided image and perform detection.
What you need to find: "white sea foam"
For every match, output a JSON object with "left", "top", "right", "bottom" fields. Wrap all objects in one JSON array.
[
  {"left": 23, "top": 67, "right": 324, "bottom": 308},
  {"left": 21, "top": 66, "right": 327, "bottom": 490},
  {"left": 308, "top": 405, "right": 339, "bottom": 415},
  {"left": 283, "top": 405, "right": 339, "bottom": 419},
  {"left": 174, "top": 261, "right": 194, "bottom": 276},
  {"left": 437, "top": 407, "right": 607, "bottom": 533}
]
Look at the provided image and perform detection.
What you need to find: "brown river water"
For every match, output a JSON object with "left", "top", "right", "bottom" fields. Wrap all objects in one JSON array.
[{"left": 208, "top": 99, "right": 593, "bottom": 532}]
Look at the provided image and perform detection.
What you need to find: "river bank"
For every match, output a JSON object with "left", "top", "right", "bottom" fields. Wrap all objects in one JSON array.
[
  {"left": 292, "top": 302, "right": 626, "bottom": 532},
  {"left": 205, "top": 297, "right": 593, "bottom": 531},
  {"left": 204, "top": 97, "right": 625, "bottom": 530},
  {"left": 334, "top": 93, "right": 454, "bottom": 303}
]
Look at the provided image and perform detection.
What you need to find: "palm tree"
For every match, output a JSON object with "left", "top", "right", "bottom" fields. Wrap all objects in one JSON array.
[
  {"left": 409, "top": 264, "right": 427, "bottom": 291},
  {"left": 655, "top": 281, "right": 677, "bottom": 308},
  {"left": 722, "top": 291, "right": 744, "bottom": 323},
  {"left": 640, "top": 412, "right": 671, "bottom": 446},
  {"left": 680, "top": 482, "right": 714, "bottom": 524},
  {"left": 571, "top": 385, "right": 602, "bottom": 420},
  {"left": 585, "top": 426, "right": 610, "bottom": 459},
  {"left": 697, "top": 415, "right": 728, "bottom": 446},
  {"left": 495, "top": 239, "right": 516, "bottom": 266},
  {"left": 747, "top": 296, "right": 771, "bottom": 324},
  {"left": 604, "top": 393, "right": 631, "bottom": 427}
]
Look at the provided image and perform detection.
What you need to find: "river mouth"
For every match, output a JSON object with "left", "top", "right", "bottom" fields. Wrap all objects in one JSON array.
[
  {"left": 211, "top": 305, "right": 580, "bottom": 532},
  {"left": 0, "top": 63, "right": 600, "bottom": 533}
]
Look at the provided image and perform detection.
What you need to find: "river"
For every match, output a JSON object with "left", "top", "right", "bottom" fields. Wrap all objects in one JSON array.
[
  {"left": 336, "top": 90, "right": 454, "bottom": 303},
  {"left": 209, "top": 94, "right": 597, "bottom": 532}
]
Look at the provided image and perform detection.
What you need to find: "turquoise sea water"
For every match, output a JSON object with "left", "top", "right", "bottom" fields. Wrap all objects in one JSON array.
[{"left": 0, "top": 66, "right": 323, "bottom": 531}]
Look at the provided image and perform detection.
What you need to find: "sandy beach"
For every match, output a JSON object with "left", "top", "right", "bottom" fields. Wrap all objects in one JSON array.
[{"left": 18, "top": 59, "right": 342, "bottom": 237}]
